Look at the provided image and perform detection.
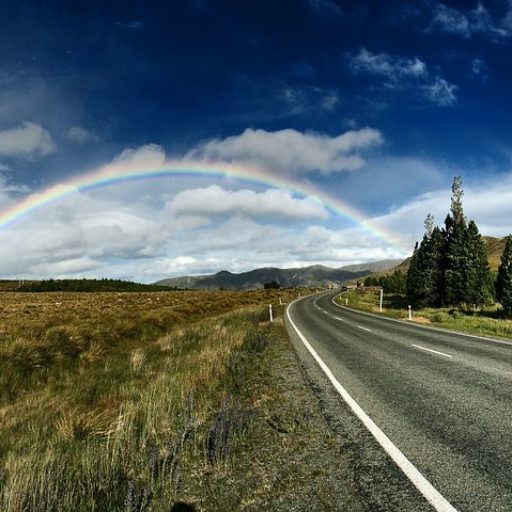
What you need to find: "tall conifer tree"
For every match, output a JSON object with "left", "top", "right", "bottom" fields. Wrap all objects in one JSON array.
[
  {"left": 497, "top": 235, "right": 512, "bottom": 316},
  {"left": 444, "top": 177, "right": 471, "bottom": 305},
  {"left": 466, "top": 220, "right": 492, "bottom": 306}
]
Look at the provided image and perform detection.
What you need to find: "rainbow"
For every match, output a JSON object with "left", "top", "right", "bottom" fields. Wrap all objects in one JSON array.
[{"left": 0, "top": 160, "right": 408, "bottom": 254}]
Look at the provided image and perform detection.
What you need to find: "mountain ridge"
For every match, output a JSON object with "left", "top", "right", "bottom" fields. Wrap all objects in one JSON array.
[{"left": 155, "top": 259, "right": 402, "bottom": 290}]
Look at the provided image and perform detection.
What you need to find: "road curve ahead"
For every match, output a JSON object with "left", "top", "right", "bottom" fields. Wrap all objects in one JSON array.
[{"left": 287, "top": 290, "right": 512, "bottom": 512}]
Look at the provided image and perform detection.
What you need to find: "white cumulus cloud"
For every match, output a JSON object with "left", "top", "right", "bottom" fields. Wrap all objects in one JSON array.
[
  {"left": 110, "top": 143, "right": 166, "bottom": 169},
  {"left": 0, "top": 122, "right": 56, "bottom": 159},
  {"left": 167, "top": 185, "right": 328, "bottom": 220},
  {"left": 186, "top": 127, "right": 383, "bottom": 175}
]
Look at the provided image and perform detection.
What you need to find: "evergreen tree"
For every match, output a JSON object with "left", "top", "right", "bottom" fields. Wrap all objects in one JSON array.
[
  {"left": 406, "top": 217, "right": 444, "bottom": 307},
  {"left": 427, "top": 226, "right": 445, "bottom": 307},
  {"left": 466, "top": 220, "right": 492, "bottom": 306},
  {"left": 406, "top": 242, "right": 421, "bottom": 304},
  {"left": 443, "top": 177, "right": 471, "bottom": 306},
  {"left": 496, "top": 235, "right": 512, "bottom": 316}
]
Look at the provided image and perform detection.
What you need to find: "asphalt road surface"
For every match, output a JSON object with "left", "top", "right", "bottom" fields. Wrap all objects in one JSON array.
[{"left": 286, "top": 290, "right": 512, "bottom": 512}]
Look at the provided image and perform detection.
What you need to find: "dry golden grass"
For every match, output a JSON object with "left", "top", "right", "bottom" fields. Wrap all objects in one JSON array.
[{"left": 0, "top": 288, "right": 302, "bottom": 511}]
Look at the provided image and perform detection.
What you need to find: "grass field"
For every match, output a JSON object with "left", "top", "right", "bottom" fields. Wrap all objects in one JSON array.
[
  {"left": 339, "top": 288, "right": 512, "bottom": 340},
  {"left": 0, "top": 288, "right": 308, "bottom": 511}
]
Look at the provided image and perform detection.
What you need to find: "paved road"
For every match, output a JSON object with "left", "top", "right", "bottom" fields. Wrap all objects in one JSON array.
[{"left": 287, "top": 290, "right": 512, "bottom": 512}]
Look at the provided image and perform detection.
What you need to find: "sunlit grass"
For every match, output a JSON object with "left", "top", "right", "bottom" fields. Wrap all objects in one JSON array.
[
  {"left": 0, "top": 289, "right": 299, "bottom": 511},
  {"left": 337, "top": 289, "right": 512, "bottom": 340}
]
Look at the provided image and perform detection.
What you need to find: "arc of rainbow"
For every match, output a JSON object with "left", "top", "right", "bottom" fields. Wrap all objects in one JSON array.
[{"left": 0, "top": 160, "right": 408, "bottom": 254}]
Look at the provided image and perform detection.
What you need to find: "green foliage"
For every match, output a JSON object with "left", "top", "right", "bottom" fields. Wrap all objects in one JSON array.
[
  {"left": 406, "top": 177, "right": 493, "bottom": 308},
  {"left": 466, "top": 220, "right": 493, "bottom": 305},
  {"left": 407, "top": 227, "right": 444, "bottom": 307},
  {"left": 497, "top": 235, "right": 512, "bottom": 316},
  {"left": 263, "top": 280, "right": 280, "bottom": 289},
  {"left": 18, "top": 278, "right": 173, "bottom": 293},
  {"left": 364, "top": 270, "right": 406, "bottom": 294}
]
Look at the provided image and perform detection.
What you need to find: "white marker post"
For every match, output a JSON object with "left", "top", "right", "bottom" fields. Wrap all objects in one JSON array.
[
  {"left": 269, "top": 304, "right": 274, "bottom": 322},
  {"left": 279, "top": 296, "right": 282, "bottom": 305},
  {"left": 408, "top": 305, "right": 412, "bottom": 321},
  {"left": 379, "top": 288, "right": 384, "bottom": 312},
  {"left": 345, "top": 297, "right": 348, "bottom": 306}
]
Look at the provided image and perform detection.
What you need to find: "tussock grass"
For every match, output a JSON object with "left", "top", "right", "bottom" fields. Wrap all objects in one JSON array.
[
  {"left": 0, "top": 288, "right": 300, "bottom": 511},
  {"left": 339, "top": 289, "right": 512, "bottom": 340}
]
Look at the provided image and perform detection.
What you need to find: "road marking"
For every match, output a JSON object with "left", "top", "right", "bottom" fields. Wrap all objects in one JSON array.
[
  {"left": 335, "top": 316, "right": 345, "bottom": 322},
  {"left": 287, "top": 301, "right": 458, "bottom": 512},
  {"left": 357, "top": 325, "right": 372, "bottom": 332},
  {"left": 331, "top": 294, "right": 512, "bottom": 348},
  {"left": 412, "top": 344, "right": 453, "bottom": 358}
]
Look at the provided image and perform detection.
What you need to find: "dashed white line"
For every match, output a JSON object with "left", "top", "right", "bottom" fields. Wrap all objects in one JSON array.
[
  {"left": 286, "top": 301, "right": 458, "bottom": 512},
  {"left": 412, "top": 344, "right": 453, "bottom": 359},
  {"left": 357, "top": 325, "right": 372, "bottom": 332}
]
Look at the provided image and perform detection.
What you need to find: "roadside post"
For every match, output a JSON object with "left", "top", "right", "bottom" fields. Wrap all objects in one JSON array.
[
  {"left": 379, "top": 288, "right": 384, "bottom": 312},
  {"left": 345, "top": 297, "right": 348, "bottom": 306},
  {"left": 408, "top": 305, "right": 412, "bottom": 321},
  {"left": 279, "top": 296, "right": 282, "bottom": 305},
  {"left": 269, "top": 304, "right": 274, "bottom": 322}
]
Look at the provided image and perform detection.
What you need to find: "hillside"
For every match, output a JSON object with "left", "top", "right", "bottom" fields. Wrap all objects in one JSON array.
[
  {"left": 337, "top": 259, "right": 402, "bottom": 273},
  {"left": 484, "top": 236, "right": 506, "bottom": 271},
  {"left": 156, "top": 264, "right": 377, "bottom": 290},
  {"left": 373, "top": 235, "right": 506, "bottom": 280}
]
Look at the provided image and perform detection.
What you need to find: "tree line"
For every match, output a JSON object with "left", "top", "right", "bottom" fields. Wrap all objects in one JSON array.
[
  {"left": 18, "top": 278, "right": 175, "bottom": 292},
  {"left": 364, "top": 270, "right": 406, "bottom": 294},
  {"left": 405, "top": 176, "right": 512, "bottom": 315}
]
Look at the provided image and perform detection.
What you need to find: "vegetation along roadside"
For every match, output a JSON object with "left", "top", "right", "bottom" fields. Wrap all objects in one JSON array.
[
  {"left": 340, "top": 177, "right": 512, "bottom": 341},
  {"left": 0, "top": 288, "right": 365, "bottom": 511}
]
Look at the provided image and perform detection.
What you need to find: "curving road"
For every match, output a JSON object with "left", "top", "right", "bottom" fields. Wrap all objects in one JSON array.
[{"left": 286, "top": 290, "right": 512, "bottom": 512}]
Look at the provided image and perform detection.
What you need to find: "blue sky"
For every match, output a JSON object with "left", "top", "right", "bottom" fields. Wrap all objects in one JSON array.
[{"left": 0, "top": 0, "right": 512, "bottom": 280}]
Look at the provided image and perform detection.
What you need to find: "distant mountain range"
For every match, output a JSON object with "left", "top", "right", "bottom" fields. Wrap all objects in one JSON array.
[{"left": 155, "top": 259, "right": 402, "bottom": 290}]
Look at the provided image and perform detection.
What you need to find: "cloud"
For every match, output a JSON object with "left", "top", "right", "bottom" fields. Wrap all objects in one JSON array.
[
  {"left": 31, "top": 257, "right": 103, "bottom": 275},
  {"left": 110, "top": 143, "right": 166, "bottom": 169},
  {"left": 66, "top": 126, "right": 95, "bottom": 143},
  {"left": 349, "top": 48, "right": 457, "bottom": 106},
  {"left": 185, "top": 127, "right": 383, "bottom": 175},
  {"left": 429, "top": 2, "right": 510, "bottom": 40},
  {"left": 0, "top": 122, "right": 56, "bottom": 159},
  {"left": 422, "top": 78, "right": 457, "bottom": 106},
  {"left": 367, "top": 173, "right": 512, "bottom": 251},
  {"left": 350, "top": 48, "right": 427, "bottom": 84},
  {"left": 167, "top": 185, "right": 328, "bottom": 221}
]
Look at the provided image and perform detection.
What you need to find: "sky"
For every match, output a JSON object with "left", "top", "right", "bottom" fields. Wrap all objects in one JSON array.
[{"left": 0, "top": 0, "right": 512, "bottom": 281}]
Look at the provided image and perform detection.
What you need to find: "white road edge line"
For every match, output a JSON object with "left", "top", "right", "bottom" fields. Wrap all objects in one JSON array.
[
  {"left": 412, "top": 344, "right": 453, "bottom": 358},
  {"left": 286, "top": 300, "right": 458, "bottom": 512},
  {"left": 357, "top": 325, "right": 372, "bottom": 332},
  {"left": 331, "top": 294, "right": 512, "bottom": 348}
]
